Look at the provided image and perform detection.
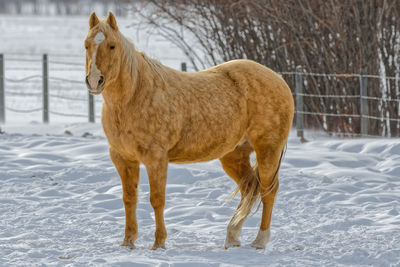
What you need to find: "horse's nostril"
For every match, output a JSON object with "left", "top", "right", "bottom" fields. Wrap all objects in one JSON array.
[
  {"left": 85, "top": 75, "right": 89, "bottom": 85},
  {"left": 98, "top": 76, "right": 104, "bottom": 86}
]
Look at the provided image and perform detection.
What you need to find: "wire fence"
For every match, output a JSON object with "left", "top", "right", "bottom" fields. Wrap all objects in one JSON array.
[
  {"left": 281, "top": 67, "right": 400, "bottom": 138},
  {"left": 0, "top": 54, "right": 399, "bottom": 137},
  {"left": 0, "top": 53, "right": 101, "bottom": 123}
]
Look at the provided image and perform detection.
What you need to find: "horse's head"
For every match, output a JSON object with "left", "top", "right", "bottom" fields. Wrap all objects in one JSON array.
[{"left": 84, "top": 12, "right": 122, "bottom": 95}]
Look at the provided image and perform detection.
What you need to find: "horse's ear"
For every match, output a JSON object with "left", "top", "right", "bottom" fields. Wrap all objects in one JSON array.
[
  {"left": 106, "top": 12, "right": 118, "bottom": 31},
  {"left": 89, "top": 12, "right": 100, "bottom": 29}
]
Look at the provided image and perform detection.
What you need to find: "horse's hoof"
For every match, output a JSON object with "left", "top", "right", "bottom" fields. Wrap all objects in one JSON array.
[
  {"left": 250, "top": 228, "right": 270, "bottom": 250},
  {"left": 224, "top": 240, "right": 241, "bottom": 249},
  {"left": 151, "top": 242, "right": 166, "bottom": 250},
  {"left": 250, "top": 242, "right": 265, "bottom": 250},
  {"left": 120, "top": 238, "right": 136, "bottom": 249}
]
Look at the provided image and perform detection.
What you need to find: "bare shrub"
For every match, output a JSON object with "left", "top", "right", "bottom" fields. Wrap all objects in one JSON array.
[{"left": 134, "top": 0, "right": 400, "bottom": 136}]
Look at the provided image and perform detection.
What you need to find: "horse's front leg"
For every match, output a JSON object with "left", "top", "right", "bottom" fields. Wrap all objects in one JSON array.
[
  {"left": 144, "top": 155, "right": 168, "bottom": 250},
  {"left": 110, "top": 149, "right": 140, "bottom": 248}
]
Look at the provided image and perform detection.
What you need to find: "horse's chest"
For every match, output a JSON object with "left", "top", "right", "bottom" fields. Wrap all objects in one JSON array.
[{"left": 103, "top": 113, "right": 139, "bottom": 158}]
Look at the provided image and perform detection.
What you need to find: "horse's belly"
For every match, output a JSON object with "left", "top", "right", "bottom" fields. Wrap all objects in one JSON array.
[
  {"left": 167, "top": 126, "right": 245, "bottom": 163},
  {"left": 168, "top": 100, "right": 248, "bottom": 163},
  {"left": 168, "top": 142, "right": 237, "bottom": 163}
]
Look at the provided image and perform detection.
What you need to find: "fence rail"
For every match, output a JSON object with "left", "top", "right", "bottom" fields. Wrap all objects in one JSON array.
[{"left": 0, "top": 54, "right": 399, "bottom": 137}]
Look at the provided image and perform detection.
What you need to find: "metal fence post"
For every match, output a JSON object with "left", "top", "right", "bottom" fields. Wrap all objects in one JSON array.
[
  {"left": 295, "top": 66, "right": 304, "bottom": 139},
  {"left": 88, "top": 93, "right": 95, "bottom": 123},
  {"left": 360, "top": 69, "right": 368, "bottom": 136},
  {"left": 0, "top": 54, "right": 5, "bottom": 123},
  {"left": 181, "top": 62, "right": 187, "bottom": 72},
  {"left": 43, "top": 54, "right": 49, "bottom": 123}
]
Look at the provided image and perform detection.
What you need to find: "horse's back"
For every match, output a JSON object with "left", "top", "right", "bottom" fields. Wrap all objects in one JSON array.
[{"left": 214, "top": 59, "right": 292, "bottom": 98}]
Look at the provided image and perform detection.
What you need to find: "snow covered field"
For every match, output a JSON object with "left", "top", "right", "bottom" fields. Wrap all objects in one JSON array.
[{"left": 0, "top": 123, "right": 399, "bottom": 266}]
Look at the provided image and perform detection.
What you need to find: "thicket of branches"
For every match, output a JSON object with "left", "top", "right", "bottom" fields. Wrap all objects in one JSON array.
[{"left": 135, "top": 0, "right": 400, "bottom": 136}]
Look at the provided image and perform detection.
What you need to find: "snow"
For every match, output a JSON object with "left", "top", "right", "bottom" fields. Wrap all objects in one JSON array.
[{"left": 0, "top": 123, "right": 399, "bottom": 266}]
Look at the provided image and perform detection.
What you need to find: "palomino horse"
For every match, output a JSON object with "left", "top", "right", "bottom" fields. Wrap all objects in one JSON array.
[{"left": 85, "top": 12, "right": 294, "bottom": 250}]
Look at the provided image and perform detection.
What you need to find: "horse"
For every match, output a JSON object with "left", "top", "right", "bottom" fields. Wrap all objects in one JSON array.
[{"left": 84, "top": 12, "right": 294, "bottom": 250}]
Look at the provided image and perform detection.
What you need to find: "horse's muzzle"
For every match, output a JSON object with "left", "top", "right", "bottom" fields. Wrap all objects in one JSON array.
[{"left": 86, "top": 75, "right": 104, "bottom": 95}]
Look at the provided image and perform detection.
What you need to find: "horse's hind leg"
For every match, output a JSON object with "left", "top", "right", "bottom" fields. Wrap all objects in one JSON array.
[
  {"left": 249, "top": 137, "right": 284, "bottom": 249},
  {"left": 220, "top": 141, "right": 258, "bottom": 249}
]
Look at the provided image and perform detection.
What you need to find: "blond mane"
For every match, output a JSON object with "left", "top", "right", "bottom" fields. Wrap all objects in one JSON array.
[
  {"left": 118, "top": 32, "right": 138, "bottom": 82},
  {"left": 117, "top": 27, "right": 166, "bottom": 83},
  {"left": 141, "top": 53, "right": 166, "bottom": 83}
]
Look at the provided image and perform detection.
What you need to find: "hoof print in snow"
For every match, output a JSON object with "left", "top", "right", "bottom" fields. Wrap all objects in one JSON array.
[
  {"left": 64, "top": 130, "right": 73, "bottom": 136},
  {"left": 59, "top": 255, "right": 73, "bottom": 260},
  {"left": 82, "top": 132, "right": 93, "bottom": 138},
  {"left": 300, "top": 137, "right": 308, "bottom": 143},
  {"left": 294, "top": 245, "right": 304, "bottom": 251}
]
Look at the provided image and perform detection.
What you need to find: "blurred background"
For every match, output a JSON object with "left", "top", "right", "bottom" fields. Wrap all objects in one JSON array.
[{"left": 0, "top": 0, "right": 399, "bottom": 137}]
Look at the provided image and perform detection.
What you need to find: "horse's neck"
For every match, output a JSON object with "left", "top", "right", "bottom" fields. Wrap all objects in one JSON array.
[
  {"left": 101, "top": 53, "right": 137, "bottom": 107},
  {"left": 102, "top": 51, "right": 162, "bottom": 108}
]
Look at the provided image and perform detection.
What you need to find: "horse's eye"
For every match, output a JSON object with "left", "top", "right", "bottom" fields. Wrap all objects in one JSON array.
[
  {"left": 110, "top": 45, "right": 115, "bottom": 50},
  {"left": 85, "top": 46, "right": 88, "bottom": 50}
]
